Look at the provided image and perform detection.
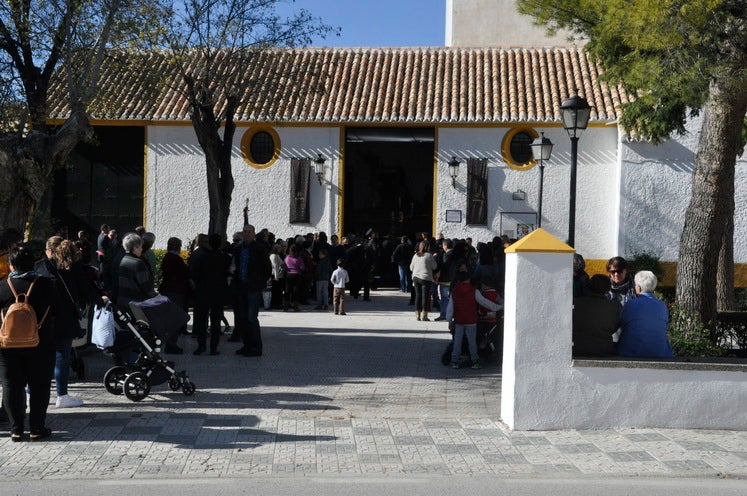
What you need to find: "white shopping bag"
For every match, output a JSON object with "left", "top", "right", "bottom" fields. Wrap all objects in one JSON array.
[{"left": 91, "top": 304, "right": 116, "bottom": 349}]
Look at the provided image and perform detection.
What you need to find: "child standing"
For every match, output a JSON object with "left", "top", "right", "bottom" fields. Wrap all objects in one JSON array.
[
  {"left": 330, "top": 258, "right": 349, "bottom": 315},
  {"left": 314, "top": 249, "right": 333, "bottom": 310},
  {"left": 446, "top": 261, "right": 502, "bottom": 369}
]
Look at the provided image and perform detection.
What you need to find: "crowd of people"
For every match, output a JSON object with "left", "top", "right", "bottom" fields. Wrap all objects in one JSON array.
[
  {"left": 572, "top": 255, "right": 674, "bottom": 358},
  {"left": 0, "top": 222, "right": 675, "bottom": 441}
]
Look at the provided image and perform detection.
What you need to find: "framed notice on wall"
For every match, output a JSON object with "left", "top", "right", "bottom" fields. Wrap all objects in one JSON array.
[
  {"left": 445, "top": 210, "right": 462, "bottom": 223},
  {"left": 499, "top": 211, "right": 538, "bottom": 240}
]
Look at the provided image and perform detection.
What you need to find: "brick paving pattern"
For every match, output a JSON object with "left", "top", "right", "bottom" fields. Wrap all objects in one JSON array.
[{"left": 2, "top": 290, "right": 746, "bottom": 479}]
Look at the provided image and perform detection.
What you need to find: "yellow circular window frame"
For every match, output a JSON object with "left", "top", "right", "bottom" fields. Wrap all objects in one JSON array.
[
  {"left": 241, "top": 126, "right": 281, "bottom": 169},
  {"left": 501, "top": 127, "right": 539, "bottom": 171}
]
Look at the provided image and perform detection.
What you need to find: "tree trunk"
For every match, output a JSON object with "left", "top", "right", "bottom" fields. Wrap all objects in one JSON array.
[
  {"left": 0, "top": 112, "right": 91, "bottom": 237},
  {"left": 190, "top": 111, "right": 233, "bottom": 238},
  {"left": 216, "top": 116, "right": 237, "bottom": 239},
  {"left": 716, "top": 210, "right": 735, "bottom": 312},
  {"left": 676, "top": 80, "right": 746, "bottom": 325}
]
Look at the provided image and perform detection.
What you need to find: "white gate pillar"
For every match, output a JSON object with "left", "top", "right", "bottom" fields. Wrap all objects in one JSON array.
[{"left": 500, "top": 228, "right": 574, "bottom": 430}]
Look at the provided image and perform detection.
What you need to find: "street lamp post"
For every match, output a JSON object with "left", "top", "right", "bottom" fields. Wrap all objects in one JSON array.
[
  {"left": 560, "top": 90, "right": 591, "bottom": 247},
  {"left": 530, "top": 132, "right": 553, "bottom": 228}
]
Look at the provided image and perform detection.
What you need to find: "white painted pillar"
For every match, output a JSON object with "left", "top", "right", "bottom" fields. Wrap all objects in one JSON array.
[{"left": 500, "top": 228, "right": 574, "bottom": 430}]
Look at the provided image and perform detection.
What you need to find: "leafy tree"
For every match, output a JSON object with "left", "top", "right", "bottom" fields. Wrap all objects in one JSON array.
[
  {"left": 0, "top": 0, "right": 158, "bottom": 236},
  {"left": 157, "top": 0, "right": 337, "bottom": 237},
  {"left": 517, "top": 0, "right": 747, "bottom": 325}
]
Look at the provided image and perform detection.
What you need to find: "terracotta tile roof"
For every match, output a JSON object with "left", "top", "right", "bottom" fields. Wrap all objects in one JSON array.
[{"left": 48, "top": 46, "right": 624, "bottom": 124}]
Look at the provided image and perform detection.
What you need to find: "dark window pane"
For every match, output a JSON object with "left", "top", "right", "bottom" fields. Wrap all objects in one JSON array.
[
  {"left": 250, "top": 131, "right": 275, "bottom": 164},
  {"left": 510, "top": 132, "right": 533, "bottom": 164}
]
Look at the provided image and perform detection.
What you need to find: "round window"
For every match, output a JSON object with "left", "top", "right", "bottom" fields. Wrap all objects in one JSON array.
[
  {"left": 241, "top": 127, "right": 281, "bottom": 169},
  {"left": 501, "top": 127, "right": 539, "bottom": 170}
]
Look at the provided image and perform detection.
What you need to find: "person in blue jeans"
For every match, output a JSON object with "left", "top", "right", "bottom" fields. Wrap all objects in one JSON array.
[
  {"left": 36, "top": 237, "right": 104, "bottom": 408},
  {"left": 232, "top": 224, "right": 272, "bottom": 357},
  {"left": 391, "top": 236, "right": 413, "bottom": 293}
]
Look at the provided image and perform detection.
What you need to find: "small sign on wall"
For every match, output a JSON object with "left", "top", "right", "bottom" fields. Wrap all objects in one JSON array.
[{"left": 445, "top": 209, "right": 462, "bottom": 223}]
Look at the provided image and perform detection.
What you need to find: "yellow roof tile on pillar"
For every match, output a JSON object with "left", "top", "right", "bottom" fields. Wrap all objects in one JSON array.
[{"left": 504, "top": 228, "right": 574, "bottom": 253}]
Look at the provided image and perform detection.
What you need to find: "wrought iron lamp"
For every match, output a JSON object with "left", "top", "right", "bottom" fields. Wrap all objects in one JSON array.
[
  {"left": 312, "top": 153, "right": 326, "bottom": 185},
  {"left": 448, "top": 156, "right": 460, "bottom": 188},
  {"left": 530, "top": 132, "right": 554, "bottom": 228},
  {"left": 560, "top": 89, "right": 591, "bottom": 247}
]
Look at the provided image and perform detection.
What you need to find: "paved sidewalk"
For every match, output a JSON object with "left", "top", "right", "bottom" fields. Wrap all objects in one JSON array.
[{"left": 1, "top": 290, "right": 746, "bottom": 479}]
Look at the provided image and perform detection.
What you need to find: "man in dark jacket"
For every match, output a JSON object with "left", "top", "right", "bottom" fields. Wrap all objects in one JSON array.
[
  {"left": 232, "top": 224, "right": 271, "bottom": 357},
  {"left": 391, "top": 236, "right": 413, "bottom": 293},
  {"left": 573, "top": 274, "right": 620, "bottom": 356},
  {"left": 189, "top": 234, "right": 211, "bottom": 355}
]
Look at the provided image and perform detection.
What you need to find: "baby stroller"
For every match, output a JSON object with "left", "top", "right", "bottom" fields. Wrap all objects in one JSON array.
[
  {"left": 103, "top": 297, "right": 195, "bottom": 402},
  {"left": 440, "top": 315, "right": 503, "bottom": 366},
  {"left": 441, "top": 287, "right": 504, "bottom": 366}
]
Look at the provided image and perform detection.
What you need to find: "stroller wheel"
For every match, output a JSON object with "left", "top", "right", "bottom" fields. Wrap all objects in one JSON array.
[
  {"left": 181, "top": 380, "right": 196, "bottom": 396},
  {"left": 103, "top": 366, "right": 127, "bottom": 395},
  {"left": 123, "top": 372, "right": 151, "bottom": 402},
  {"left": 169, "top": 375, "right": 182, "bottom": 391},
  {"left": 168, "top": 376, "right": 181, "bottom": 391}
]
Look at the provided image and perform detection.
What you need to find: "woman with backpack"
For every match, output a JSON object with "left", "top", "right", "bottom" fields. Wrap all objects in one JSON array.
[{"left": 0, "top": 247, "right": 60, "bottom": 441}]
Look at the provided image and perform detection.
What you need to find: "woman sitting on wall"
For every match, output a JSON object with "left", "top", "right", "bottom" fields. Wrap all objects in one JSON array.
[{"left": 617, "top": 270, "right": 673, "bottom": 358}]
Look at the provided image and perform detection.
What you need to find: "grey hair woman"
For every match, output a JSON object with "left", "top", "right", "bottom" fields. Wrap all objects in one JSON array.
[
  {"left": 122, "top": 233, "right": 144, "bottom": 254},
  {"left": 116, "top": 233, "right": 155, "bottom": 313}
]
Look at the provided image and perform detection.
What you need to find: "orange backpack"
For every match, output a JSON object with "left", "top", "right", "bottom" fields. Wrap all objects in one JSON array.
[{"left": 0, "top": 278, "right": 49, "bottom": 348}]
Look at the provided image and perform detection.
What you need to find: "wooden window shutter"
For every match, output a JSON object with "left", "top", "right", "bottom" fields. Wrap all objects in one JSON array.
[
  {"left": 467, "top": 158, "right": 488, "bottom": 225},
  {"left": 290, "top": 158, "right": 311, "bottom": 224}
]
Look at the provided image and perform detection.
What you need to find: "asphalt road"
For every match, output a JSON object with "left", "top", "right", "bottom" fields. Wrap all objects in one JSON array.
[{"left": 3, "top": 475, "right": 747, "bottom": 496}]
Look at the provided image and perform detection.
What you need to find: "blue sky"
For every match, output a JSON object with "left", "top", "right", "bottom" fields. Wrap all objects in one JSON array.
[{"left": 275, "top": 0, "right": 446, "bottom": 47}]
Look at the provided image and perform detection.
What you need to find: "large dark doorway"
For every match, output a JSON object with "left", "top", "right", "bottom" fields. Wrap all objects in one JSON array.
[
  {"left": 52, "top": 126, "right": 145, "bottom": 236},
  {"left": 344, "top": 127, "right": 434, "bottom": 239}
]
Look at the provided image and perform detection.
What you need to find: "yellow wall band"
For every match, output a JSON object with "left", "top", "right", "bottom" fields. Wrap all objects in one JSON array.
[{"left": 585, "top": 260, "right": 747, "bottom": 288}]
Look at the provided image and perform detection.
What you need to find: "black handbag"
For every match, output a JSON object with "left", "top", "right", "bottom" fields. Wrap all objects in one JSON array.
[{"left": 52, "top": 265, "right": 87, "bottom": 339}]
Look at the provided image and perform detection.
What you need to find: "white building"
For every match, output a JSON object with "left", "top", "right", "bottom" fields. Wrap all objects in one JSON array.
[{"left": 49, "top": 1, "right": 746, "bottom": 285}]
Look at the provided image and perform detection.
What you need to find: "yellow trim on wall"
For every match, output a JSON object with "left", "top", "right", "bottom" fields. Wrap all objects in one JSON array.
[
  {"left": 501, "top": 126, "right": 539, "bottom": 171},
  {"left": 240, "top": 126, "right": 281, "bottom": 169},
  {"left": 585, "top": 260, "right": 747, "bottom": 288},
  {"left": 338, "top": 127, "right": 345, "bottom": 238},
  {"left": 47, "top": 118, "right": 616, "bottom": 130}
]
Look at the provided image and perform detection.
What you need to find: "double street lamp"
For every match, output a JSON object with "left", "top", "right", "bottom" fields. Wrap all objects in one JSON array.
[
  {"left": 530, "top": 132, "right": 554, "bottom": 228},
  {"left": 560, "top": 90, "right": 591, "bottom": 247}
]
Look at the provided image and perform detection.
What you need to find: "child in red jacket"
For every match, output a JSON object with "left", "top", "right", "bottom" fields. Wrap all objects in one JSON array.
[{"left": 446, "top": 261, "right": 502, "bottom": 369}]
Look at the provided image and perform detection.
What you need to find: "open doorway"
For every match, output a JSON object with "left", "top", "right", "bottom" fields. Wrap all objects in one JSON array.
[{"left": 343, "top": 127, "right": 435, "bottom": 239}]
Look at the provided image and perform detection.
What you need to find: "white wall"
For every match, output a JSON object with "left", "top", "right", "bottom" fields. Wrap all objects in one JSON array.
[
  {"left": 436, "top": 126, "right": 619, "bottom": 258},
  {"left": 619, "top": 117, "right": 747, "bottom": 263},
  {"left": 145, "top": 125, "right": 340, "bottom": 247},
  {"left": 446, "top": 0, "right": 575, "bottom": 48},
  {"left": 144, "top": 120, "right": 746, "bottom": 265},
  {"left": 501, "top": 231, "right": 747, "bottom": 431}
]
